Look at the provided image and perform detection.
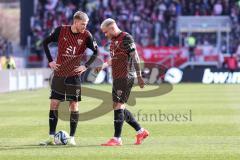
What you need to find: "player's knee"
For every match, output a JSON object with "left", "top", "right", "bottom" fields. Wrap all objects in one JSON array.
[
  {"left": 50, "top": 100, "right": 60, "bottom": 110},
  {"left": 113, "top": 102, "right": 125, "bottom": 110},
  {"left": 69, "top": 101, "right": 79, "bottom": 111}
]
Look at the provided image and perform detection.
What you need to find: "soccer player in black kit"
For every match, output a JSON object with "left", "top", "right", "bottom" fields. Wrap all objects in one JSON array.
[
  {"left": 40, "top": 11, "right": 98, "bottom": 145},
  {"left": 99, "top": 18, "right": 149, "bottom": 146}
]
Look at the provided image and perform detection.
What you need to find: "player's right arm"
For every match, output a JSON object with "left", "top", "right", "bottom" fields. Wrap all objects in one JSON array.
[{"left": 42, "top": 26, "right": 61, "bottom": 70}]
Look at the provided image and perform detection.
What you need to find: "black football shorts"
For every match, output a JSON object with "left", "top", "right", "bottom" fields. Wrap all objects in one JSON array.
[
  {"left": 50, "top": 75, "right": 81, "bottom": 101},
  {"left": 112, "top": 77, "right": 134, "bottom": 103}
]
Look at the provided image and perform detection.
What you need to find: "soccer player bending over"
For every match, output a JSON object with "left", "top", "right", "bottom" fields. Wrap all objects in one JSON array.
[
  {"left": 99, "top": 18, "right": 149, "bottom": 146},
  {"left": 40, "top": 11, "right": 98, "bottom": 146}
]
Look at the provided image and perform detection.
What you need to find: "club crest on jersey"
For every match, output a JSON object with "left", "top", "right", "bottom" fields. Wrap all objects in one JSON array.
[
  {"left": 77, "top": 39, "right": 83, "bottom": 46},
  {"left": 115, "top": 41, "right": 118, "bottom": 46}
]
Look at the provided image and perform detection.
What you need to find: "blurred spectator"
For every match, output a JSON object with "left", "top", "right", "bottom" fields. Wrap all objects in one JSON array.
[
  {"left": 235, "top": 42, "right": 240, "bottom": 60},
  {"left": 213, "top": 0, "right": 223, "bottom": 15},
  {"left": 0, "top": 36, "right": 13, "bottom": 56},
  {"left": 187, "top": 35, "right": 196, "bottom": 61},
  {"left": 202, "top": 40, "right": 214, "bottom": 56},
  {"left": 2, "top": 55, "right": 16, "bottom": 69},
  {"left": 5, "top": 41, "right": 13, "bottom": 56},
  {"left": 226, "top": 54, "right": 238, "bottom": 72},
  {"left": 45, "top": 0, "right": 58, "bottom": 10}
]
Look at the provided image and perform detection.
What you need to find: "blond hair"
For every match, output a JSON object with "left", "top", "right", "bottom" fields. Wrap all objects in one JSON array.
[
  {"left": 73, "top": 11, "right": 89, "bottom": 21},
  {"left": 100, "top": 18, "right": 116, "bottom": 29}
]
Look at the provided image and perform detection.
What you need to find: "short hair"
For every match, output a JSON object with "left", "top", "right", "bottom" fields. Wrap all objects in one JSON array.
[
  {"left": 73, "top": 11, "right": 89, "bottom": 21},
  {"left": 100, "top": 18, "right": 116, "bottom": 29}
]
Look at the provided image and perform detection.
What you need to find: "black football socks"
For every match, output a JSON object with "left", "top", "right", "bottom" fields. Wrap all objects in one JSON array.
[
  {"left": 114, "top": 109, "right": 125, "bottom": 138},
  {"left": 49, "top": 110, "right": 58, "bottom": 135},
  {"left": 70, "top": 111, "right": 79, "bottom": 137},
  {"left": 124, "top": 109, "right": 141, "bottom": 131}
]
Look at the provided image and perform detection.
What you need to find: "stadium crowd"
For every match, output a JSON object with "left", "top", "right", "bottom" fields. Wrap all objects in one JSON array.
[{"left": 30, "top": 0, "right": 240, "bottom": 57}]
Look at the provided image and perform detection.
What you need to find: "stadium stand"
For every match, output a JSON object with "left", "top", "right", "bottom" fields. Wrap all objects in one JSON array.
[{"left": 29, "top": 0, "right": 240, "bottom": 68}]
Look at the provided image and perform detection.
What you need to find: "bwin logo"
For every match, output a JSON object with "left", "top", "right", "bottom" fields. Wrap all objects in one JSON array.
[
  {"left": 202, "top": 68, "right": 240, "bottom": 84},
  {"left": 66, "top": 46, "right": 76, "bottom": 55}
]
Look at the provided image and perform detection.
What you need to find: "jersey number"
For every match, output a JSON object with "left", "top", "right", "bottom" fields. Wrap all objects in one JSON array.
[{"left": 66, "top": 46, "right": 76, "bottom": 55}]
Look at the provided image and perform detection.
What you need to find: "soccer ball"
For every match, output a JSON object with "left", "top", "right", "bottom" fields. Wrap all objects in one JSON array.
[{"left": 54, "top": 130, "right": 70, "bottom": 145}]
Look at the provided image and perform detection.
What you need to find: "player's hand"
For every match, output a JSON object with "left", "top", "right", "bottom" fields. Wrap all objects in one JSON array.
[
  {"left": 49, "top": 61, "right": 60, "bottom": 71},
  {"left": 94, "top": 61, "right": 109, "bottom": 73},
  {"left": 74, "top": 65, "right": 87, "bottom": 74},
  {"left": 137, "top": 76, "right": 145, "bottom": 88},
  {"left": 94, "top": 67, "right": 102, "bottom": 73}
]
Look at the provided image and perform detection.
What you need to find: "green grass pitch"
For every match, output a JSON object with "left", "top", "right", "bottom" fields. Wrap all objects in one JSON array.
[{"left": 0, "top": 84, "right": 239, "bottom": 160}]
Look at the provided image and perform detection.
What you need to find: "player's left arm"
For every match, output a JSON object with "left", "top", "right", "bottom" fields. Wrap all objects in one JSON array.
[
  {"left": 85, "top": 34, "right": 98, "bottom": 68},
  {"left": 129, "top": 50, "right": 144, "bottom": 88},
  {"left": 124, "top": 35, "right": 144, "bottom": 88}
]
